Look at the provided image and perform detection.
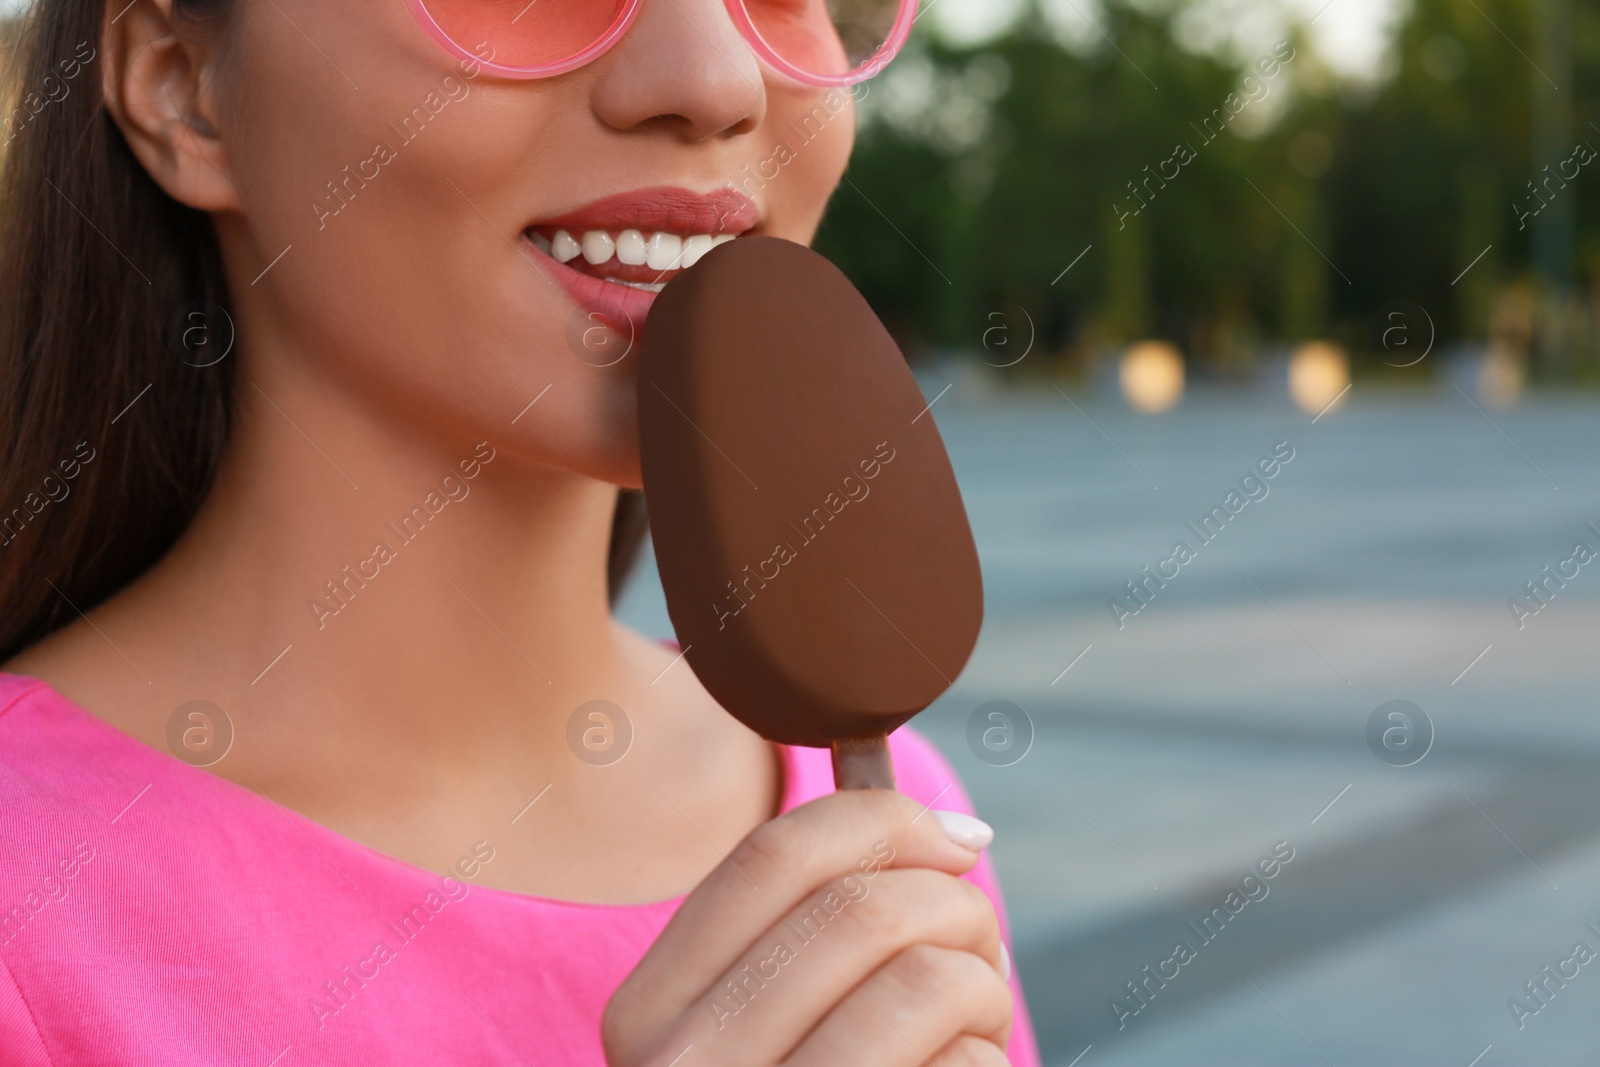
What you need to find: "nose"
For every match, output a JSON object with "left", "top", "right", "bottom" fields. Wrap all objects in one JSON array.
[{"left": 589, "top": 0, "right": 766, "bottom": 141}]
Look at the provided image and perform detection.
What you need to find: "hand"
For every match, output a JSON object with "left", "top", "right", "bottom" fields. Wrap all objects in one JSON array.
[{"left": 603, "top": 789, "right": 1012, "bottom": 1066}]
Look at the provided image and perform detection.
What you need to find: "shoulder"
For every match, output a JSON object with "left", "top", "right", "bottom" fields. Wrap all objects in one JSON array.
[
  {"left": 0, "top": 671, "right": 152, "bottom": 813},
  {"left": 0, "top": 671, "right": 97, "bottom": 805},
  {"left": 0, "top": 673, "right": 252, "bottom": 926},
  {"left": 0, "top": 953, "right": 49, "bottom": 1065},
  {"left": 0, "top": 671, "right": 47, "bottom": 722},
  {"left": 0, "top": 676, "right": 58, "bottom": 1060},
  {"left": 0, "top": 673, "right": 147, "bottom": 903}
]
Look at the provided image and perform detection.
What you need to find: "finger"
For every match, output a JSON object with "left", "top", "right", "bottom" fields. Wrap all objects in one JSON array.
[
  {"left": 681, "top": 868, "right": 1003, "bottom": 1065},
  {"left": 927, "top": 1034, "right": 1013, "bottom": 1067},
  {"left": 609, "top": 789, "right": 987, "bottom": 1044},
  {"left": 782, "top": 944, "right": 1012, "bottom": 1067}
]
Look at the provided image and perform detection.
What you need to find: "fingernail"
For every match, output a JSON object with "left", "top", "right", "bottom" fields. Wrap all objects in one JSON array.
[
  {"left": 934, "top": 810, "right": 994, "bottom": 851},
  {"left": 998, "top": 942, "right": 1011, "bottom": 982}
]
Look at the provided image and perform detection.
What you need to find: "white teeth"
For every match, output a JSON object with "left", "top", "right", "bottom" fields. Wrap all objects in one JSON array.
[
  {"left": 679, "top": 234, "right": 715, "bottom": 268},
  {"left": 551, "top": 229, "right": 581, "bottom": 263},
  {"left": 646, "top": 232, "right": 683, "bottom": 271},
  {"left": 581, "top": 230, "right": 615, "bottom": 265},
  {"left": 539, "top": 227, "right": 740, "bottom": 269},
  {"left": 615, "top": 229, "right": 647, "bottom": 266}
]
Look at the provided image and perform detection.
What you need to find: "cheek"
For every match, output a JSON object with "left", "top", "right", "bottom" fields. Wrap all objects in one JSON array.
[
  {"left": 220, "top": 9, "right": 501, "bottom": 381},
  {"left": 219, "top": 19, "right": 642, "bottom": 486},
  {"left": 760, "top": 93, "right": 854, "bottom": 241}
]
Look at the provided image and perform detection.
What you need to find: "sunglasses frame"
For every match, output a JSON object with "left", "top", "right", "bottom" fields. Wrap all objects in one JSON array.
[{"left": 405, "top": 0, "right": 918, "bottom": 87}]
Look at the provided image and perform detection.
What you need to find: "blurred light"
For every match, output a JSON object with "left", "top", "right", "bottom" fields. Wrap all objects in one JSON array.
[
  {"left": 1288, "top": 341, "right": 1350, "bottom": 414},
  {"left": 1038, "top": 0, "right": 1108, "bottom": 55},
  {"left": 1288, "top": 0, "right": 1405, "bottom": 81},
  {"left": 1478, "top": 344, "right": 1524, "bottom": 408},
  {"left": 1166, "top": 0, "right": 1405, "bottom": 82},
  {"left": 928, "top": 0, "right": 1026, "bottom": 47},
  {"left": 1120, "top": 341, "right": 1185, "bottom": 413}
]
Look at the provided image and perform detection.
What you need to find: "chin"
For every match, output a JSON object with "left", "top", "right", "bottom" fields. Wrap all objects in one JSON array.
[{"left": 491, "top": 373, "right": 644, "bottom": 492}]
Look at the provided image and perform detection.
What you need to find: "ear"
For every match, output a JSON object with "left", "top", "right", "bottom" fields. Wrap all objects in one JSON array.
[{"left": 101, "top": 0, "right": 237, "bottom": 212}]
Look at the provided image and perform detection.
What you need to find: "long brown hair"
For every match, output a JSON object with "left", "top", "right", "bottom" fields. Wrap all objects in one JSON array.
[{"left": 0, "top": 1, "right": 647, "bottom": 666}]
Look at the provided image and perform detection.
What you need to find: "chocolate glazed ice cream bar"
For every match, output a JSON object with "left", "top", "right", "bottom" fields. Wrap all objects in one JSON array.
[{"left": 638, "top": 236, "right": 983, "bottom": 791}]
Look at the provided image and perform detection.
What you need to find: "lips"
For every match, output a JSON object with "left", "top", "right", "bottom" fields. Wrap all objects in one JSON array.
[
  {"left": 522, "top": 186, "right": 760, "bottom": 338},
  {"left": 535, "top": 186, "right": 759, "bottom": 238}
]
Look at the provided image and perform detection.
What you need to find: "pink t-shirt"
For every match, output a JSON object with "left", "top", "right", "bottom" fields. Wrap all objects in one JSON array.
[{"left": 0, "top": 672, "right": 1039, "bottom": 1065}]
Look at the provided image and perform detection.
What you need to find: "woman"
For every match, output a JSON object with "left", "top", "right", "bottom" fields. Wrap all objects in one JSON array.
[{"left": 0, "top": 0, "right": 1039, "bottom": 1063}]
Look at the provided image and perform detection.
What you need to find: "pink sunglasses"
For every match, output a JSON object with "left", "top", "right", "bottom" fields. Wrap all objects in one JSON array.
[{"left": 405, "top": 0, "right": 918, "bottom": 88}]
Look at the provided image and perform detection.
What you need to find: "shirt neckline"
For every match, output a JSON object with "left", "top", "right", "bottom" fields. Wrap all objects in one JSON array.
[{"left": 0, "top": 669, "right": 804, "bottom": 913}]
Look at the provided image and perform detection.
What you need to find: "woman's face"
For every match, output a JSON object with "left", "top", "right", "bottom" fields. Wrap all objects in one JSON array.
[{"left": 207, "top": 0, "right": 855, "bottom": 488}]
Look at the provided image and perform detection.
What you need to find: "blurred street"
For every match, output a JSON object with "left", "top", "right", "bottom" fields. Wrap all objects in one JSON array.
[{"left": 619, "top": 382, "right": 1600, "bottom": 1066}]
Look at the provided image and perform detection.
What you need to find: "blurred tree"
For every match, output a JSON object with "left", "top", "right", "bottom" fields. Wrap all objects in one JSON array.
[
  {"left": 814, "top": 0, "right": 1600, "bottom": 381},
  {"left": 818, "top": 3, "right": 1277, "bottom": 371}
]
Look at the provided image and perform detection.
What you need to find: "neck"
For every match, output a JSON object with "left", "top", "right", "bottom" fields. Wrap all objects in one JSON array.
[
  {"left": 69, "top": 350, "right": 632, "bottom": 788},
  {"left": 8, "top": 340, "right": 786, "bottom": 904}
]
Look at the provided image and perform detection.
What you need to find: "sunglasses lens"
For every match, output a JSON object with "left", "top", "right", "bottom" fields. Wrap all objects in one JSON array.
[
  {"left": 419, "top": 0, "right": 632, "bottom": 70},
  {"left": 744, "top": 0, "right": 906, "bottom": 80}
]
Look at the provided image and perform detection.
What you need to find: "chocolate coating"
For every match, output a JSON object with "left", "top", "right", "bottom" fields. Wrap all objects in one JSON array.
[{"left": 637, "top": 237, "right": 983, "bottom": 748}]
